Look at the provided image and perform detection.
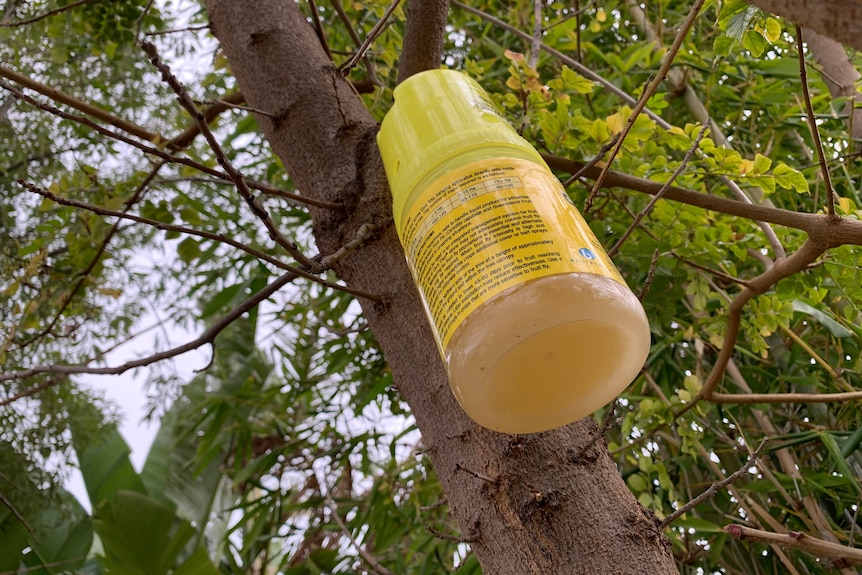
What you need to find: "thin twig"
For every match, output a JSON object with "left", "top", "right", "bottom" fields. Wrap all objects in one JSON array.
[
  {"left": 708, "top": 390, "right": 862, "bottom": 404},
  {"left": 659, "top": 438, "right": 768, "bottom": 529},
  {"left": 191, "top": 97, "right": 275, "bottom": 118},
  {"left": 0, "top": 270, "right": 298, "bottom": 388},
  {"left": 561, "top": 134, "right": 619, "bottom": 188},
  {"left": 419, "top": 497, "right": 448, "bottom": 512},
  {"left": 18, "top": 179, "right": 292, "bottom": 272},
  {"left": 13, "top": 162, "right": 164, "bottom": 350},
  {"left": 450, "top": 1, "right": 666, "bottom": 126},
  {"left": 22, "top": 178, "right": 377, "bottom": 301},
  {"left": 454, "top": 463, "right": 497, "bottom": 484},
  {"left": 322, "top": 487, "right": 396, "bottom": 575},
  {"left": 135, "top": 0, "right": 156, "bottom": 42},
  {"left": 145, "top": 24, "right": 210, "bottom": 37},
  {"left": 451, "top": 0, "right": 786, "bottom": 257},
  {"left": 574, "top": 399, "right": 618, "bottom": 460},
  {"left": 317, "top": 223, "right": 378, "bottom": 269},
  {"left": 725, "top": 523, "right": 862, "bottom": 567},
  {"left": 0, "top": 78, "right": 340, "bottom": 209},
  {"left": 586, "top": 0, "right": 707, "bottom": 213},
  {"left": 529, "top": 0, "right": 542, "bottom": 69},
  {"left": 0, "top": 491, "right": 36, "bottom": 539},
  {"left": 795, "top": 26, "right": 837, "bottom": 217},
  {"left": 425, "top": 523, "right": 480, "bottom": 543},
  {"left": 307, "top": 0, "right": 333, "bottom": 59},
  {"left": 338, "top": 0, "right": 402, "bottom": 76},
  {"left": 0, "top": 0, "right": 94, "bottom": 27},
  {"left": 140, "top": 41, "right": 321, "bottom": 271},
  {"left": 608, "top": 122, "right": 709, "bottom": 258},
  {"left": 330, "top": 0, "right": 383, "bottom": 87},
  {"left": 0, "top": 66, "right": 163, "bottom": 146},
  {"left": 638, "top": 249, "right": 660, "bottom": 301}
]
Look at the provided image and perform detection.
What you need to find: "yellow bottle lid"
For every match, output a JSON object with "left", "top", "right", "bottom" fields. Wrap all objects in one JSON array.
[{"left": 377, "top": 69, "right": 547, "bottom": 234}]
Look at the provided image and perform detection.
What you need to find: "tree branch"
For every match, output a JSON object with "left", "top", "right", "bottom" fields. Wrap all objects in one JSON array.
[
  {"left": 0, "top": 270, "right": 299, "bottom": 389},
  {"left": 696, "top": 238, "right": 831, "bottom": 403},
  {"left": 725, "top": 523, "right": 862, "bottom": 567},
  {"left": 339, "top": 0, "right": 402, "bottom": 77},
  {"left": 708, "top": 390, "right": 862, "bottom": 404},
  {"left": 0, "top": 78, "right": 340, "bottom": 210},
  {"left": 141, "top": 41, "right": 322, "bottom": 272},
  {"left": 0, "top": 0, "right": 95, "bottom": 27},
  {"left": 659, "top": 438, "right": 768, "bottom": 529},
  {"left": 585, "top": 0, "right": 707, "bottom": 212},
  {"left": 0, "top": 63, "right": 164, "bottom": 146},
  {"left": 396, "top": 0, "right": 448, "bottom": 84},
  {"left": 745, "top": 0, "right": 862, "bottom": 53},
  {"left": 796, "top": 26, "right": 837, "bottom": 217},
  {"left": 542, "top": 153, "right": 862, "bottom": 247}
]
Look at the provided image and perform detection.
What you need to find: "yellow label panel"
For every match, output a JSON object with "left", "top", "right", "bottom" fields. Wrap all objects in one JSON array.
[{"left": 399, "top": 158, "right": 624, "bottom": 352}]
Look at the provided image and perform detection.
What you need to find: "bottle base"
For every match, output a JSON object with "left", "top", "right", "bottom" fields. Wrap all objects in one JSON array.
[{"left": 446, "top": 274, "right": 651, "bottom": 434}]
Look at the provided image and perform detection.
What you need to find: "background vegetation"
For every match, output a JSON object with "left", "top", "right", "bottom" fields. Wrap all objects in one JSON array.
[{"left": 1, "top": 0, "right": 861, "bottom": 573}]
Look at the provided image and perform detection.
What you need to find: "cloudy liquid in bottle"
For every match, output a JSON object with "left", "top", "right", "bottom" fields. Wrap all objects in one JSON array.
[{"left": 377, "top": 69, "right": 651, "bottom": 433}]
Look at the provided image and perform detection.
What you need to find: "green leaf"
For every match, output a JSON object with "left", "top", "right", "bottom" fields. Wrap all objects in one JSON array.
[
  {"left": 818, "top": 432, "right": 862, "bottom": 496},
  {"left": 773, "top": 163, "right": 809, "bottom": 193},
  {"left": 673, "top": 517, "right": 724, "bottom": 533},
  {"left": 792, "top": 300, "right": 854, "bottom": 338},
  {"left": 74, "top": 423, "right": 147, "bottom": 506},
  {"left": 93, "top": 490, "right": 195, "bottom": 575},
  {"left": 763, "top": 17, "right": 782, "bottom": 43}
]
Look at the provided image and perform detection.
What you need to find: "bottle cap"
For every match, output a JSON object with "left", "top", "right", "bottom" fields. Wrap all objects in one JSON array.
[{"left": 377, "top": 69, "right": 546, "bottom": 233}]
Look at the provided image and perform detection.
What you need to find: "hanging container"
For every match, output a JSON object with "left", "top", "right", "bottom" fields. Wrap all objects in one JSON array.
[{"left": 377, "top": 69, "right": 650, "bottom": 433}]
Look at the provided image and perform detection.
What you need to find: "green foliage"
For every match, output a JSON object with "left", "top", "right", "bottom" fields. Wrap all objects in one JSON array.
[{"left": 1, "top": 0, "right": 862, "bottom": 574}]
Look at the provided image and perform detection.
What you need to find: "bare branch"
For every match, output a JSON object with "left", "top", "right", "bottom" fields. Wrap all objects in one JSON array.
[
  {"left": 141, "top": 41, "right": 321, "bottom": 271},
  {"left": 607, "top": 122, "right": 708, "bottom": 258},
  {"left": 0, "top": 270, "right": 299, "bottom": 388},
  {"left": 696, "top": 238, "right": 831, "bottom": 403},
  {"left": 659, "top": 438, "right": 768, "bottom": 529},
  {"left": 0, "top": 64, "right": 163, "bottom": 146},
  {"left": 340, "top": 0, "right": 402, "bottom": 77},
  {"left": 796, "top": 26, "right": 837, "bottom": 217},
  {"left": 0, "top": 0, "right": 94, "bottom": 27},
  {"left": 708, "top": 390, "right": 862, "bottom": 404},
  {"left": 585, "top": 0, "right": 707, "bottom": 213},
  {"left": 725, "top": 523, "right": 862, "bottom": 567},
  {"left": 322, "top": 486, "right": 396, "bottom": 575},
  {"left": 542, "top": 154, "right": 862, "bottom": 247},
  {"left": 0, "top": 78, "right": 340, "bottom": 210}
]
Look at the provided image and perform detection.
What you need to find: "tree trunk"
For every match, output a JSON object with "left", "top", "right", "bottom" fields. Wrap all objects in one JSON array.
[
  {"left": 205, "top": 1, "right": 678, "bottom": 572},
  {"left": 746, "top": 0, "right": 862, "bottom": 52}
]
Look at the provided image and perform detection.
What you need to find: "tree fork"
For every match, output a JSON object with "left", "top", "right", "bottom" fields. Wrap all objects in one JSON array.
[{"left": 206, "top": 0, "right": 679, "bottom": 572}]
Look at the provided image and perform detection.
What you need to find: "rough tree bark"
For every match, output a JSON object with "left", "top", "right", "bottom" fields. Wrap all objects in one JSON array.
[
  {"left": 746, "top": 0, "right": 862, "bottom": 52},
  {"left": 206, "top": 0, "right": 679, "bottom": 573}
]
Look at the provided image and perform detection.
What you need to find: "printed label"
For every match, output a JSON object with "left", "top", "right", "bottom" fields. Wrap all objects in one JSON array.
[{"left": 399, "top": 158, "right": 625, "bottom": 353}]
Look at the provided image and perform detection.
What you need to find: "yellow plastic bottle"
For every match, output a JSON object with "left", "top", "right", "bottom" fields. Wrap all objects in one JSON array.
[{"left": 377, "top": 69, "right": 650, "bottom": 434}]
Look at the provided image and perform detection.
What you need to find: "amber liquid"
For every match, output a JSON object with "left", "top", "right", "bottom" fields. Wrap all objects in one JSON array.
[{"left": 446, "top": 273, "right": 651, "bottom": 433}]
